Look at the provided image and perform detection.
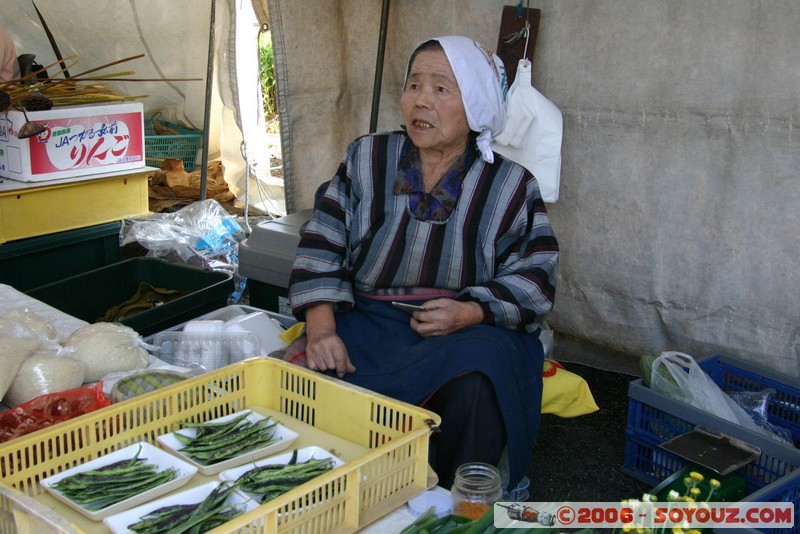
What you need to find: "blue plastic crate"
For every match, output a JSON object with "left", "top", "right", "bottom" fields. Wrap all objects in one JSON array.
[{"left": 623, "top": 354, "right": 800, "bottom": 533}]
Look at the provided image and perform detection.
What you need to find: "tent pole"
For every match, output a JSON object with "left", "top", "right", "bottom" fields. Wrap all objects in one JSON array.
[
  {"left": 200, "top": 0, "right": 216, "bottom": 200},
  {"left": 369, "top": 0, "right": 390, "bottom": 133}
]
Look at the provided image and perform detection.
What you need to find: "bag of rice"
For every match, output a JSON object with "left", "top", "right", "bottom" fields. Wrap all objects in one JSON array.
[
  {"left": 65, "top": 323, "right": 150, "bottom": 382},
  {"left": 0, "top": 338, "right": 39, "bottom": 400},
  {"left": 0, "top": 308, "right": 58, "bottom": 342},
  {"left": 3, "top": 348, "right": 87, "bottom": 407},
  {"left": 0, "top": 309, "right": 52, "bottom": 400}
]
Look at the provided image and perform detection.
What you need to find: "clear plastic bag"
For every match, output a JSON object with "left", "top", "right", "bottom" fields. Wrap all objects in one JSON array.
[
  {"left": 650, "top": 351, "right": 790, "bottom": 443},
  {"left": 120, "top": 199, "right": 247, "bottom": 303},
  {"left": 729, "top": 388, "right": 794, "bottom": 444}
]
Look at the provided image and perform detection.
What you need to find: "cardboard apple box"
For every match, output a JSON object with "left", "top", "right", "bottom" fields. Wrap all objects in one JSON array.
[{"left": 0, "top": 102, "right": 145, "bottom": 182}]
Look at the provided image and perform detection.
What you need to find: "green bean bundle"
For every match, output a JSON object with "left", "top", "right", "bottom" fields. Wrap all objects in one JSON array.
[
  {"left": 175, "top": 412, "right": 279, "bottom": 466},
  {"left": 127, "top": 482, "right": 245, "bottom": 534},
  {"left": 236, "top": 452, "right": 336, "bottom": 503},
  {"left": 50, "top": 447, "right": 179, "bottom": 511}
]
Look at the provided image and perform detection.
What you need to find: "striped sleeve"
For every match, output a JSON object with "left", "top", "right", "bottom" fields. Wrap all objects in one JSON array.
[
  {"left": 455, "top": 156, "right": 559, "bottom": 332},
  {"left": 288, "top": 144, "right": 360, "bottom": 317}
]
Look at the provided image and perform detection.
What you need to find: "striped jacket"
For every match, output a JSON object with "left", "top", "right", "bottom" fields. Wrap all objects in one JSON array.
[{"left": 289, "top": 132, "right": 559, "bottom": 332}]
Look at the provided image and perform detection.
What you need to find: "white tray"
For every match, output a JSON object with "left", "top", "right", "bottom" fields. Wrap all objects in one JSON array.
[
  {"left": 156, "top": 408, "right": 298, "bottom": 475},
  {"left": 40, "top": 441, "right": 197, "bottom": 521},
  {"left": 103, "top": 480, "right": 259, "bottom": 534},
  {"left": 219, "top": 446, "right": 345, "bottom": 502}
]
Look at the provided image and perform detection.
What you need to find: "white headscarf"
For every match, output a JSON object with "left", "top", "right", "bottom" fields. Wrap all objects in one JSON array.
[{"left": 407, "top": 35, "right": 508, "bottom": 163}]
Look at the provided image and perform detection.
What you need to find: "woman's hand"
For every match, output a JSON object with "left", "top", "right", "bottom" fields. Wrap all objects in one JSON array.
[
  {"left": 409, "top": 298, "right": 484, "bottom": 338},
  {"left": 304, "top": 303, "right": 356, "bottom": 377}
]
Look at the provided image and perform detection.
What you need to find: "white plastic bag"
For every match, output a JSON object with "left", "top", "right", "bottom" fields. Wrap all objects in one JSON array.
[
  {"left": 650, "top": 351, "right": 785, "bottom": 441},
  {"left": 491, "top": 59, "right": 563, "bottom": 203}
]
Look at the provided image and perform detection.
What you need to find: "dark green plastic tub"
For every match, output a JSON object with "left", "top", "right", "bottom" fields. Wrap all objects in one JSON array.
[{"left": 26, "top": 257, "right": 233, "bottom": 337}]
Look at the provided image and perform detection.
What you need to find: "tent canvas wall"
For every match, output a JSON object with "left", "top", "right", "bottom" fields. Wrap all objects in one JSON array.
[
  {"left": 266, "top": 0, "right": 800, "bottom": 376},
  {"left": 3, "top": 0, "right": 798, "bottom": 375}
]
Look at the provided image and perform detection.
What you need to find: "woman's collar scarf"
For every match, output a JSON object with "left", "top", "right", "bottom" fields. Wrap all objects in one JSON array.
[
  {"left": 418, "top": 35, "right": 508, "bottom": 164},
  {"left": 394, "top": 137, "right": 478, "bottom": 222}
]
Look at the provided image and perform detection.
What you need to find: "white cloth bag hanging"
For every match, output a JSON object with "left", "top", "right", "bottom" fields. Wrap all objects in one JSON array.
[{"left": 491, "top": 59, "right": 563, "bottom": 203}]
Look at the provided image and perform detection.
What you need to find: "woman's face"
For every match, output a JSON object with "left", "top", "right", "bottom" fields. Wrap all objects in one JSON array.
[{"left": 401, "top": 48, "right": 471, "bottom": 157}]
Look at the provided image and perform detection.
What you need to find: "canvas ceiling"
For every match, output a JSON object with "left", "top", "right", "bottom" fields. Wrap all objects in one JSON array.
[{"left": 264, "top": 0, "right": 799, "bottom": 375}]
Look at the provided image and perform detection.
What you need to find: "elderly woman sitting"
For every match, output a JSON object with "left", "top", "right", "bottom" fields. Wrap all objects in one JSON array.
[{"left": 289, "top": 35, "right": 559, "bottom": 491}]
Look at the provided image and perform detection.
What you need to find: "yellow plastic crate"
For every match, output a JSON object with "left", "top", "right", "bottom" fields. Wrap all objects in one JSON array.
[
  {"left": 0, "top": 169, "right": 151, "bottom": 244},
  {"left": 0, "top": 359, "right": 440, "bottom": 533}
]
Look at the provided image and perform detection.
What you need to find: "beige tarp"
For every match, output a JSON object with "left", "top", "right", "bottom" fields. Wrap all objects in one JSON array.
[{"left": 266, "top": 0, "right": 800, "bottom": 375}]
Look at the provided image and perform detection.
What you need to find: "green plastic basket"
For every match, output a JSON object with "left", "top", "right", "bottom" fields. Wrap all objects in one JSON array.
[{"left": 144, "top": 116, "right": 202, "bottom": 171}]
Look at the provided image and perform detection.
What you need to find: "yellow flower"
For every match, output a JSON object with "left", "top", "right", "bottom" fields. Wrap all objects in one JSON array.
[
  {"left": 689, "top": 471, "right": 704, "bottom": 483},
  {"left": 689, "top": 487, "right": 701, "bottom": 499},
  {"left": 706, "top": 478, "right": 722, "bottom": 501}
]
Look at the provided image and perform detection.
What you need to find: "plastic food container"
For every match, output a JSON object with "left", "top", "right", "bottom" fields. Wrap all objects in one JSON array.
[{"left": 152, "top": 331, "right": 261, "bottom": 370}]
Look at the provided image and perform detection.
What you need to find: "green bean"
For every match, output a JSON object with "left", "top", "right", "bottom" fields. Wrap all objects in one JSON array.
[
  {"left": 235, "top": 453, "right": 335, "bottom": 501},
  {"left": 51, "top": 446, "right": 179, "bottom": 511},
  {"left": 173, "top": 413, "right": 280, "bottom": 465},
  {"left": 128, "top": 482, "right": 245, "bottom": 534}
]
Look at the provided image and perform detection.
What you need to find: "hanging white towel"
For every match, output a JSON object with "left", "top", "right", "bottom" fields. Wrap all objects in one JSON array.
[{"left": 491, "top": 59, "right": 563, "bottom": 203}]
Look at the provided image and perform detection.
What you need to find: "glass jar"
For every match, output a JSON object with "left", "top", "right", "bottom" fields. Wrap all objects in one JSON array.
[{"left": 451, "top": 462, "right": 504, "bottom": 520}]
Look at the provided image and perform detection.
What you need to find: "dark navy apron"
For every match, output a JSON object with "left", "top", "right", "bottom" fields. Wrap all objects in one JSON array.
[{"left": 330, "top": 294, "right": 544, "bottom": 490}]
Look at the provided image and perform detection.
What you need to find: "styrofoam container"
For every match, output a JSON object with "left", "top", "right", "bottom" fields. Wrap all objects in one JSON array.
[
  {"left": 219, "top": 446, "right": 345, "bottom": 503},
  {"left": 103, "top": 481, "right": 257, "bottom": 534},
  {"left": 224, "top": 311, "right": 287, "bottom": 355},
  {"left": 40, "top": 441, "right": 197, "bottom": 521},
  {"left": 156, "top": 408, "right": 299, "bottom": 475}
]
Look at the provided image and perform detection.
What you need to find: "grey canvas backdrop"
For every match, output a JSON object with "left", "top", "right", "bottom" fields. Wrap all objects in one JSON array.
[{"left": 266, "top": 0, "right": 799, "bottom": 375}]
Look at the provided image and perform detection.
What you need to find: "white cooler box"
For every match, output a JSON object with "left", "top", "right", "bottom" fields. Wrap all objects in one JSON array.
[{"left": 239, "top": 210, "right": 312, "bottom": 315}]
